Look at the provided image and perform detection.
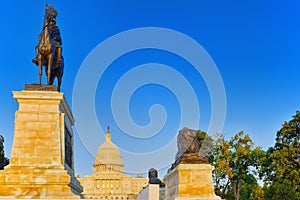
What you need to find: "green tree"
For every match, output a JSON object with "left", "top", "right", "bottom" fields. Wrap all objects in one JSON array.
[
  {"left": 272, "top": 111, "right": 299, "bottom": 186},
  {"left": 262, "top": 111, "right": 300, "bottom": 198},
  {"left": 0, "top": 135, "right": 9, "bottom": 169},
  {"left": 225, "top": 175, "right": 264, "bottom": 200},
  {"left": 264, "top": 179, "right": 300, "bottom": 200},
  {"left": 239, "top": 174, "right": 264, "bottom": 200},
  {"left": 211, "top": 131, "right": 264, "bottom": 200}
]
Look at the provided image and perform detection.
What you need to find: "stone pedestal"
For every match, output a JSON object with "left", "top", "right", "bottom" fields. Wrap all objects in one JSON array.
[
  {"left": 137, "top": 184, "right": 159, "bottom": 200},
  {"left": 164, "top": 164, "right": 221, "bottom": 200},
  {"left": 0, "top": 90, "right": 82, "bottom": 198}
]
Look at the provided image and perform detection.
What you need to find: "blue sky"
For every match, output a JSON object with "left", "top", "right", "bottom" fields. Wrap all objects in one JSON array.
[{"left": 0, "top": 1, "right": 299, "bottom": 178}]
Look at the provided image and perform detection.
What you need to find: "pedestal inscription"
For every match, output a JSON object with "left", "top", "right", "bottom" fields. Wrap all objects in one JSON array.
[{"left": 64, "top": 127, "right": 73, "bottom": 169}]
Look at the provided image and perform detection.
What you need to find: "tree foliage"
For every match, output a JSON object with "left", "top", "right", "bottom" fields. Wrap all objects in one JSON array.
[
  {"left": 0, "top": 135, "right": 9, "bottom": 170},
  {"left": 271, "top": 111, "right": 300, "bottom": 185},
  {"left": 262, "top": 111, "right": 300, "bottom": 198},
  {"left": 240, "top": 174, "right": 264, "bottom": 200},
  {"left": 196, "top": 110, "right": 300, "bottom": 200},
  {"left": 211, "top": 131, "right": 264, "bottom": 200},
  {"left": 225, "top": 174, "right": 264, "bottom": 200},
  {"left": 264, "top": 179, "right": 300, "bottom": 200}
]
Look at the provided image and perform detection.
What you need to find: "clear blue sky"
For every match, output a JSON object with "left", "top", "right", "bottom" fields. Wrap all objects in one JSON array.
[{"left": 0, "top": 1, "right": 299, "bottom": 178}]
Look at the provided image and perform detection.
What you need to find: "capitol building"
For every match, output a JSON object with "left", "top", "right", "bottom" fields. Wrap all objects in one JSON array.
[{"left": 79, "top": 127, "right": 148, "bottom": 199}]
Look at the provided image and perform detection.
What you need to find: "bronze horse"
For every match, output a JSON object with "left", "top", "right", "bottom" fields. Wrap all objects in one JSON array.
[{"left": 33, "top": 3, "right": 64, "bottom": 91}]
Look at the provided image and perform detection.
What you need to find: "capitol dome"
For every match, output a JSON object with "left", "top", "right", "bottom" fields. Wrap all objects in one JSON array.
[{"left": 93, "top": 126, "right": 124, "bottom": 173}]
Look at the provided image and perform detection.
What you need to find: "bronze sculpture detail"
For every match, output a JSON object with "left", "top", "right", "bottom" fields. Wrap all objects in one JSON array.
[
  {"left": 148, "top": 168, "right": 164, "bottom": 187},
  {"left": 175, "top": 127, "right": 209, "bottom": 164},
  {"left": 168, "top": 128, "right": 209, "bottom": 172},
  {"left": 32, "top": 3, "right": 64, "bottom": 91},
  {"left": 148, "top": 168, "right": 160, "bottom": 184}
]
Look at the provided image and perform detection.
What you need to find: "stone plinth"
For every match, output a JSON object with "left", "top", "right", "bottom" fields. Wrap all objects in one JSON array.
[
  {"left": 164, "top": 164, "right": 221, "bottom": 200},
  {"left": 137, "top": 184, "right": 159, "bottom": 200},
  {"left": 0, "top": 90, "right": 82, "bottom": 198}
]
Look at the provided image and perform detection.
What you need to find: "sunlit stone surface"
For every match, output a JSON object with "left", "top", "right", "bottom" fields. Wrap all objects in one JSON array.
[
  {"left": 137, "top": 184, "right": 159, "bottom": 200},
  {"left": 164, "top": 164, "right": 221, "bottom": 200},
  {"left": 0, "top": 90, "right": 82, "bottom": 198}
]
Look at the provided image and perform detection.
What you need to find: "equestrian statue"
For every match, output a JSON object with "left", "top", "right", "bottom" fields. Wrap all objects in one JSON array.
[{"left": 32, "top": 3, "right": 64, "bottom": 91}]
